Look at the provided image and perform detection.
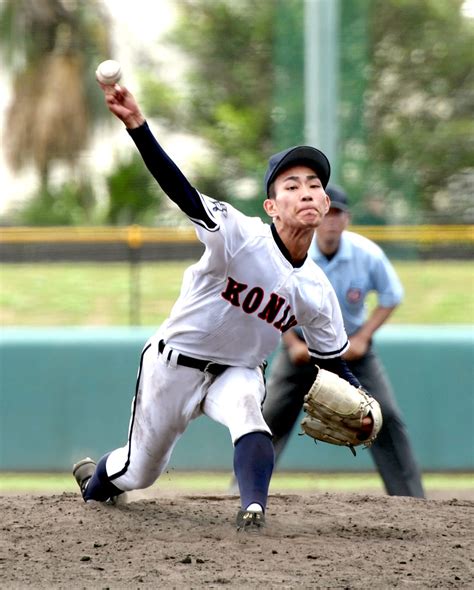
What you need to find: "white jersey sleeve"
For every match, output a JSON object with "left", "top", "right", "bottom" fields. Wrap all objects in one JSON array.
[{"left": 296, "top": 260, "right": 349, "bottom": 359}]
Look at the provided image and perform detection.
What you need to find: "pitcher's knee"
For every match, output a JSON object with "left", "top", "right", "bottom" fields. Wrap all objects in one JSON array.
[{"left": 118, "top": 468, "right": 157, "bottom": 491}]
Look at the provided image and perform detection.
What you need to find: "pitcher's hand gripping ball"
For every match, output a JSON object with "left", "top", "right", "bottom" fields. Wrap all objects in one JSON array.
[
  {"left": 301, "top": 368, "right": 383, "bottom": 456},
  {"left": 95, "top": 60, "right": 122, "bottom": 85}
]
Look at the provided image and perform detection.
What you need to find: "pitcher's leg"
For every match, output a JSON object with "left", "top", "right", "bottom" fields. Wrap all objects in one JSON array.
[
  {"left": 233, "top": 431, "right": 274, "bottom": 511},
  {"left": 78, "top": 338, "right": 206, "bottom": 501},
  {"left": 263, "top": 346, "right": 316, "bottom": 464},
  {"left": 203, "top": 366, "right": 274, "bottom": 518}
]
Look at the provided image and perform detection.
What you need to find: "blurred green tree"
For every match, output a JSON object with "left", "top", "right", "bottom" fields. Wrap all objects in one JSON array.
[
  {"left": 0, "top": 0, "right": 112, "bottom": 223},
  {"left": 104, "top": 154, "right": 163, "bottom": 225},
  {"left": 342, "top": 0, "right": 474, "bottom": 223},
  {"left": 146, "top": 0, "right": 473, "bottom": 224},
  {"left": 143, "top": 0, "right": 276, "bottom": 217},
  {"left": 11, "top": 180, "right": 96, "bottom": 226},
  {"left": 4, "top": 0, "right": 472, "bottom": 226}
]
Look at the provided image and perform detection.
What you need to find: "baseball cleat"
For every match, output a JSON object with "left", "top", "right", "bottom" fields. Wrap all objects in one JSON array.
[
  {"left": 72, "top": 457, "right": 96, "bottom": 500},
  {"left": 236, "top": 509, "right": 266, "bottom": 533}
]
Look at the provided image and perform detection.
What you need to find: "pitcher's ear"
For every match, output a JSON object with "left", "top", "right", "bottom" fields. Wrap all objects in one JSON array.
[
  {"left": 323, "top": 193, "right": 330, "bottom": 214},
  {"left": 263, "top": 198, "right": 277, "bottom": 218}
]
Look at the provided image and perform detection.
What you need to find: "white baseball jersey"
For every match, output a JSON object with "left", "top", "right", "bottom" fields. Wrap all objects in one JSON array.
[{"left": 159, "top": 193, "right": 348, "bottom": 367}]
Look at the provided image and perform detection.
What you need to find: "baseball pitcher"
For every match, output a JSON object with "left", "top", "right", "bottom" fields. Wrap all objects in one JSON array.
[{"left": 73, "top": 80, "right": 380, "bottom": 533}]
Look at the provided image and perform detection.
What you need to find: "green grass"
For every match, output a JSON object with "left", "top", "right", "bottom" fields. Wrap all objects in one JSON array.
[
  {"left": 0, "top": 261, "right": 189, "bottom": 326},
  {"left": 1, "top": 260, "right": 473, "bottom": 326},
  {"left": 0, "top": 472, "right": 472, "bottom": 494},
  {"left": 393, "top": 261, "right": 474, "bottom": 324}
]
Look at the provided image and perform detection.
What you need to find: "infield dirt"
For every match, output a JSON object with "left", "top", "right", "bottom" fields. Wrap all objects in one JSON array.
[{"left": 1, "top": 489, "right": 472, "bottom": 589}]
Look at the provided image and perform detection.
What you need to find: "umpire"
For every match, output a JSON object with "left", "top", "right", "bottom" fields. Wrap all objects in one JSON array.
[{"left": 264, "top": 185, "right": 425, "bottom": 498}]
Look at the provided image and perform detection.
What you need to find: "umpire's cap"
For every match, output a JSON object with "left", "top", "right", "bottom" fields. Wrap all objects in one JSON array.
[
  {"left": 326, "top": 185, "right": 349, "bottom": 211},
  {"left": 264, "top": 145, "right": 331, "bottom": 196}
]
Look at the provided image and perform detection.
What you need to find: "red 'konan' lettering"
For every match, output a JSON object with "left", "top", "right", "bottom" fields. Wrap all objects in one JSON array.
[{"left": 221, "top": 277, "right": 248, "bottom": 306}]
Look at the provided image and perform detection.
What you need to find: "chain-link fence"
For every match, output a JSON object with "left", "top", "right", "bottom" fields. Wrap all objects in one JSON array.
[{"left": 2, "top": 225, "right": 472, "bottom": 263}]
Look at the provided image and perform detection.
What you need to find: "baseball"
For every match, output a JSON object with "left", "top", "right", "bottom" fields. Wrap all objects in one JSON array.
[{"left": 95, "top": 60, "right": 122, "bottom": 85}]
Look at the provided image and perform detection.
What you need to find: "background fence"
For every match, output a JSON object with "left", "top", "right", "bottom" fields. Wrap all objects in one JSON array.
[{"left": 2, "top": 224, "right": 473, "bottom": 262}]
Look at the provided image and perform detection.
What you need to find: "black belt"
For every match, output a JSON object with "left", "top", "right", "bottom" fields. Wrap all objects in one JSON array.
[{"left": 158, "top": 340, "right": 230, "bottom": 376}]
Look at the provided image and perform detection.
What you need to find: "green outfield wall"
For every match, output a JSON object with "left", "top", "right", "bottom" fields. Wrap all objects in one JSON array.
[{"left": 0, "top": 327, "right": 473, "bottom": 473}]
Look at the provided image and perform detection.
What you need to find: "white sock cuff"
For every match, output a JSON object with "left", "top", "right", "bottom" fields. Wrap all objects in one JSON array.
[{"left": 245, "top": 502, "right": 263, "bottom": 512}]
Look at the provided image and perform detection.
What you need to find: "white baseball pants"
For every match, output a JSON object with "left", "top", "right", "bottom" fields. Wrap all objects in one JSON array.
[{"left": 104, "top": 334, "right": 271, "bottom": 492}]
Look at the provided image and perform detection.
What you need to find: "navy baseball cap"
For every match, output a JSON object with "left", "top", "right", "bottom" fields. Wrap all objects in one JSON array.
[
  {"left": 326, "top": 185, "right": 349, "bottom": 211},
  {"left": 264, "top": 145, "right": 331, "bottom": 196}
]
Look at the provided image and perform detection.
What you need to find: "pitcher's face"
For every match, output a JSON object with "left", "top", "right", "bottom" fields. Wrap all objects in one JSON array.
[{"left": 264, "top": 165, "right": 330, "bottom": 230}]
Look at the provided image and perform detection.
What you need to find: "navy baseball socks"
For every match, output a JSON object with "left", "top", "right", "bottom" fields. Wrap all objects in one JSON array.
[
  {"left": 73, "top": 454, "right": 124, "bottom": 504},
  {"left": 233, "top": 431, "right": 274, "bottom": 532}
]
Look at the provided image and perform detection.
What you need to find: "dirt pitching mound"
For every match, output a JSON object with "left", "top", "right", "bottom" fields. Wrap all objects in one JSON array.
[{"left": 1, "top": 491, "right": 472, "bottom": 589}]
